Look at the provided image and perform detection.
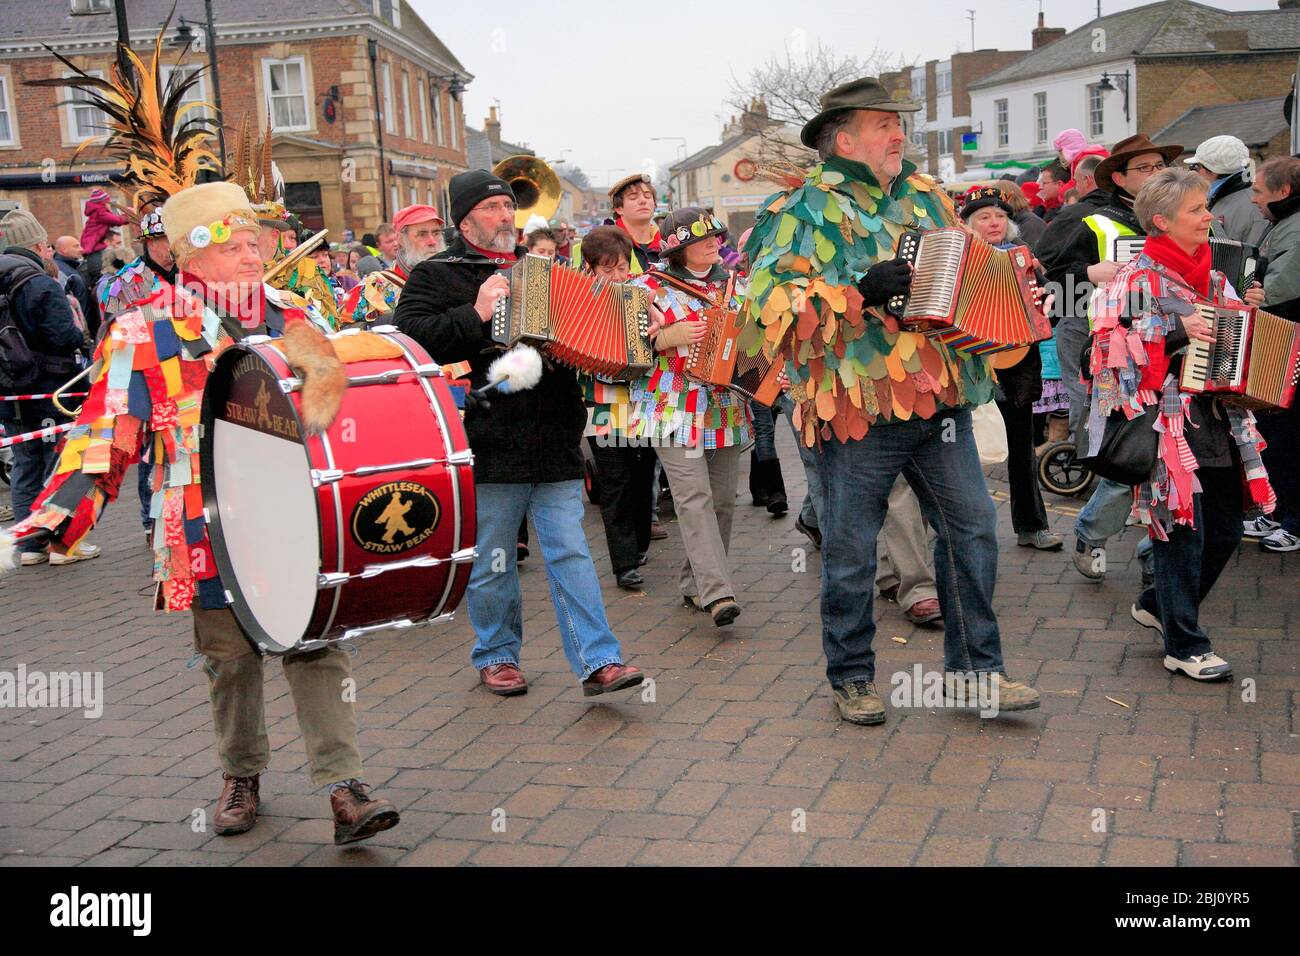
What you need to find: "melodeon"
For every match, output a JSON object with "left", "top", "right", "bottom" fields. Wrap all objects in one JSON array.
[
  {"left": 662, "top": 272, "right": 787, "bottom": 406},
  {"left": 886, "top": 228, "right": 1051, "bottom": 354},
  {"left": 490, "top": 253, "right": 654, "bottom": 381},
  {"left": 1111, "top": 236, "right": 1260, "bottom": 292},
  {"left": 1179, "top": 303, "right": 1300, "bottom": 411}
]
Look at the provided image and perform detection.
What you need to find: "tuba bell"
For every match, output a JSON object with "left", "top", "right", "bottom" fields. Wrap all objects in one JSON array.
[{"left": 492, "top": 155, "right": 561, "bottom": 230}]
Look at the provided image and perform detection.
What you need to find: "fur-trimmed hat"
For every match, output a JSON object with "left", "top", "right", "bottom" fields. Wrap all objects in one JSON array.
[{"left": 161, "top": 182, "right": 260, "bottom": 265}]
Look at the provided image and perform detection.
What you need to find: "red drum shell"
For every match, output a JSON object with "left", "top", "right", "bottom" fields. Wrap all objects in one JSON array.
[{"left": 201, "top": 329, "right": 475, "bottom": 653}]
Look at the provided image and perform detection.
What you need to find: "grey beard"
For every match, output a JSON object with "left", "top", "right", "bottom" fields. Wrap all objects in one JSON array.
[
  {"left": 463, "top": 222, "right": 516, "bottom": 253},
  {"left": 398, "top": 240, "right": 441, "bottom": 270}
]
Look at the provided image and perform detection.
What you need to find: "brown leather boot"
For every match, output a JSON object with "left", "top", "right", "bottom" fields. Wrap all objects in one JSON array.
[
  {"left": 330, "top": 780, "right": 400, "bottom": 845},
  {"left": 214, "top": 772, "right": 259, "bottom": 835}
]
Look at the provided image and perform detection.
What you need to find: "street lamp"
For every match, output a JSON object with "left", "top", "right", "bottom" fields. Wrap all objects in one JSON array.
[
  {"left": 171, "top": 3, "right": 226, "bottom": 169},
  {"left": 1098, "top": 70, "right": 1130, "bottom": 126}
]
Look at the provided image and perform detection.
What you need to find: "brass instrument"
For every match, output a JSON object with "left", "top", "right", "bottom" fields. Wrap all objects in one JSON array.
[
  {"left": 492, "top": 155, "right": 561, "bottom": 230},
  {"left": 262, "top": 229, "right": 330, "bottom": 285},
  {"left": 51, "top": 364, "right": 95, "bottom": 418}
]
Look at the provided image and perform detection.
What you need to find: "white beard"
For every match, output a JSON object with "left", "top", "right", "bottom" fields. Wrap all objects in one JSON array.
[{"left": 463, "top": 221, "right": 516, "bottom": 253}]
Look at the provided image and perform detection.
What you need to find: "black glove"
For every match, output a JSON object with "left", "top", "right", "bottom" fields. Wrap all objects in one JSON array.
[
  {"left": 462, "top": 388, "right": 491, "bottom": 413},
  {"left": 856, "top": 260, "right": 913, "bottom": 307}
]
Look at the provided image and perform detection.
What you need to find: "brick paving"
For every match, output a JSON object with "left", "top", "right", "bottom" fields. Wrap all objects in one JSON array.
[{"left": 1, "top": 427, "right": 1297, "bottom": 867}]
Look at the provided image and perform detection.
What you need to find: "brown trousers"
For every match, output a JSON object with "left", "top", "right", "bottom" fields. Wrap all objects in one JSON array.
[{"left": 191, "top": 606, "right": 362, "bottom": 787}]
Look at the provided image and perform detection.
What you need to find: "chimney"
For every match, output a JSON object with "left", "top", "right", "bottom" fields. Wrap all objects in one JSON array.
[
  {"left": 1032, "top": 12, "right": 1066, "bottom": 49},
  {"left": 485, "top": 106, "right": 501, "bottom": 150}
]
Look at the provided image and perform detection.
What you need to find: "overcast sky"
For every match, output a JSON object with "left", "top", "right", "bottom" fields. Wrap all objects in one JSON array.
[{"left": 414, "top": 0, "right": 1281, "bottom": 188}]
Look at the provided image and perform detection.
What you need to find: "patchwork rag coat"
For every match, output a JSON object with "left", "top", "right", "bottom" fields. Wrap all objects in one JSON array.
[
  {"left": 13, "top": 280, "right": 331, "bottom": 611},
  {"left": 1085, "top": 255, "right": 1275, "bottom": 537},
  {"left": 740, "top": 155, "right": 995, "bottom": 446}
]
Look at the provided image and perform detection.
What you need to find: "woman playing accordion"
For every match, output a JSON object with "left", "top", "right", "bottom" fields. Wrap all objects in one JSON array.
[{"left": 627, "top": 209, "right": 753, "bottom": 627}]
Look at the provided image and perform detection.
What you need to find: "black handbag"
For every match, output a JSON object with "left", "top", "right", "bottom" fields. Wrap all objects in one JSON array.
[{"left": 1077, "top": 405, "right": 1160, "bottom": 485}]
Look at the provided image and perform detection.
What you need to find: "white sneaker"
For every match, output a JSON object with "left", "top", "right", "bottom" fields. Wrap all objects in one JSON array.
[
  {"left": 1260, "top": 529, "right": 1300, "bottom": 553},
  {"left": 1131, "top": 603, "right": 1163, "bottom": 635},
  {"left": 1164, "top": 652, "right": 1232, "bottom": 681},
  {"left": 49, "top": 543, "right": 102, "bottom": 565},
  {"left": 19, "top": 550, "right": 48, "bottom": 566},
  {"left": 1072, "top": 540, "right": 1106, "bottom": 580},
  {"left": 1243, "top": 515, "right": 1282, "bottom": 538}
]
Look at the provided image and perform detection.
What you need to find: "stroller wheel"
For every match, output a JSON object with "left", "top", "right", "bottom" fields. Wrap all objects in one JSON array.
[{"left": 1038, "top": 440, "right": 1095, "bottom": 498}]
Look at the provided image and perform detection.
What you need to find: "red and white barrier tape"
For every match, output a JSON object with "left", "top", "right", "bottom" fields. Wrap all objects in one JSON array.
[
  {"left": 0, "top": 422, "right": 74, "bottom": 448},
  {"left": 0, "top": 392, "right": 87, "bottom": 402}
]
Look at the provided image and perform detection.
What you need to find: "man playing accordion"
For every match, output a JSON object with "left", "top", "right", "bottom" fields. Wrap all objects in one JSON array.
[{"left": 741, "top": 77, "right": 1041, "bottom": 726}]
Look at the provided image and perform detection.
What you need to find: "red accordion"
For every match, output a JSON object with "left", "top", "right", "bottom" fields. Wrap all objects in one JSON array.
[
  {"left": 886, "top": 227, "right": 1051, "bottom": 354},
  {"left": 1180, "top": 302, "right": 1300, "bottom": 411},
  {"left": 490, "top": 254, "right": 654, "bottom": 381}
]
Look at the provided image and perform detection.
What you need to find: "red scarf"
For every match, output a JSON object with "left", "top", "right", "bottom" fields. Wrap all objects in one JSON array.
[
  {"left": 1143, "top": 233, "right": 1212, "bottom": 297},
  {"left": 181, "top": 272, "right": 269, "bottom": 328},
  {"left": 464, "top": 239, "right": 517, "bottom": 266}
]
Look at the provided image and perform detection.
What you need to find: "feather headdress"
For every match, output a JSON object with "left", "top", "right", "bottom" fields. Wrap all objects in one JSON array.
[
  {"left": 232, "top": 114, "right": 288, "bottom": 224},
  {"left": 25, "top": 8, "right": 222, "bottom": 213}
]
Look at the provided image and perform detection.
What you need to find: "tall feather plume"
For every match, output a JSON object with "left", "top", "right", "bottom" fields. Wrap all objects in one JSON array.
[
  {"left": 231, "top": 114, "right": 281, "bottom": 205},
  {"left": 25, "top": 4, "right": 222, "bottom": 212}
]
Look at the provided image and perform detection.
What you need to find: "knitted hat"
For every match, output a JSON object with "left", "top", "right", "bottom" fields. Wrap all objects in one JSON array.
[
  {"left": 0, "top": 208, "right": 48, "bottom": 248},
  {"left": 160, "top": 182, "right": 260, "bottom": 265},
  {"left": 449, "top": 169, "right": 515, "bottom": 228},
  {"left": 1052, "top": 128, "right": 1088, "bottom": 166},
  {"left": 959, "top": 186, "right": 1012, "bottom": 220},
  {"left": 87, "top": 187, "right": 111, "bottom": 204},
  {"left": 1187, "top": 135, "right": 1250, "bottom": 176}
]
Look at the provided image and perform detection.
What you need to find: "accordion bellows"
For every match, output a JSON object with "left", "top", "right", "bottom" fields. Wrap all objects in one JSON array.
[
  {"left": 491, "top": 254, "right": 654, "bottom": 381},
  {"left": 889, "top": 228, "right": 1051, "bottom": 354},
  {"left": 1180, "top": 303, "right": 1300, "bottom": 411}
]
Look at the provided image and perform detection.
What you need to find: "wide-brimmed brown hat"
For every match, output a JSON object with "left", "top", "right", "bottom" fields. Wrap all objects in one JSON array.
[
  {"left": 1094, "top": 134, "right": 1183, "bottom": 189},
  {"left": 800, "top": 77, "right": 920, "bottom": 149}
]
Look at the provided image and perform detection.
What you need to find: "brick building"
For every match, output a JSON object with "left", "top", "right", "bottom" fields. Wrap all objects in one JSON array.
[
  {"left": 0, "top": 0, "right": 471, "bottom": 240},
  {"left": 965, "top": 1, "right": 1300, "bottom": 177}
]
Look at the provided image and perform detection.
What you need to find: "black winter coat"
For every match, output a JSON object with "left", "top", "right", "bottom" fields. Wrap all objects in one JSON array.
[
  {"left": 1035, "top": 189, "right": 1143, "bottom": 324},
  {"left": 0, "top": 247, "right": 83, "bottom": 424},
  {"left": 394, "top": 237, "right": 587, "bottom": 484}
]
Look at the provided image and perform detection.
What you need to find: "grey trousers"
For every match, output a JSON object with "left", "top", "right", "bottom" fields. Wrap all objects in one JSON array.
[
  {"left": 876, "top": 475, "right": 938, "bottom": 609},
  {"left": 1055, "top": 315, "right": 1090, "bottom": 446},
  {"left": 656, "top": 443, "right": 742, "bottom": 607},
  {"left": 192, "top": 606, "right": 362, "bottom": 788}
]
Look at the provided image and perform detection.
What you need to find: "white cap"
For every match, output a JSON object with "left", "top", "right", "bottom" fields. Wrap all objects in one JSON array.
[
  {"left": 1188, "top": 135, "right": 1250, "bottom": 176},
  {"left": 522, "top": 214, "right": 551, "bottom": 237}
]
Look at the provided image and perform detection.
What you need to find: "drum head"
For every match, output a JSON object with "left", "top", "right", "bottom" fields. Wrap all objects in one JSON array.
[{"left": 201, "top": 345, "right": 320, "bottom": 652}]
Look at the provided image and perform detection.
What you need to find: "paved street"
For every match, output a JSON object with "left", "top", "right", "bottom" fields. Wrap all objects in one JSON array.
[{"left": 1, "top": 428, "right": 1297, "bottom": 868}]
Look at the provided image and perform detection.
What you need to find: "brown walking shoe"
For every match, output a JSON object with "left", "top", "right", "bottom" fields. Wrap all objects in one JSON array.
[
  {"left": 582, "top": 663, "right": 644, "bottom": 696},
  {"left": 330, "top": 780, "right": 400, "bottom": 845},
  {"left": 480, "top": 662, "right": 528, "bottom": 696},
  {"left": 213, "top": 772, "right": 259, "bottom": 835}
]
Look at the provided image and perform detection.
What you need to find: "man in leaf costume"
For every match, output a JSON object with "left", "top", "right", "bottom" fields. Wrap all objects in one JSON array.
[{"left": 741, "top": 77, "right": 1040, "bottom": 725}]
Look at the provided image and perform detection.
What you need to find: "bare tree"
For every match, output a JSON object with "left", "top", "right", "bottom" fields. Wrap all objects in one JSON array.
[
  {"left": 563, "top": 165, "right": 591, "bottom": 190},
  {"left": 729, "top": 43, "right": 910, "bottom": 168}
]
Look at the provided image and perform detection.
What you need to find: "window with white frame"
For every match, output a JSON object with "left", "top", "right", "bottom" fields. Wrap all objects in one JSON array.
[
  {"left": 0, "top": 75, "right": 14, "bottom": 145},
  {"left": 911, "top": 73, "right": 926, "bottom": 101},
  {"left": 409, "top": 186, "right": 418, "bottom": 205},
  {"left": 390, "top": 184, "right": 399, "bottom": 217},
  {"left": 427, "top": 186, "right": 434, "bottom": 206},
  {"left": 995, "top": 99, "right": 1009, "bottom": 148},
  {"left": 382, "top": 61, "right": 395, "bottom": 134},
  {"left": 936, "top": 69, "right": 952, "bottom": 95},
  {"left": 161, "top": 65, "right": 210, "bottom": 132},
  {"left": 70, "top": 0, "right": 113, "bottom": 13},
  {"left": 430, "top": 85, "right": 444, "bottom": 147},
  {"left": 417, "top": 78, "right": 430, "bottom": 142},
  {"left": 66, "top": 69, "right": 105, "bottom": 142},
  {"left": 450, "top": 99, "right": 458, "bottom": 150},
  {"left": 937, "top": 129, "right": 952, "bottom": 156},
  {"left": 374, "top": 0, "right": 400, "bottom": 26},
  {"left": 1087, "top": 84, "right": 1104, "bottom": 139},
  {"left": 263, "top": 58, "right": 309, "bottom": 131},
  {"left": 401, "top": 71, "right": 414, "bottom": 138},
  {"left": 1034, "top": 92, "right": 1047, "bottom": 144}
]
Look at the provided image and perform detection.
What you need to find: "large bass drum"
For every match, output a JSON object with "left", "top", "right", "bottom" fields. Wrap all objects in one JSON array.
[{"left": 200, "top": 326, "right": 475, "bottom": 654}]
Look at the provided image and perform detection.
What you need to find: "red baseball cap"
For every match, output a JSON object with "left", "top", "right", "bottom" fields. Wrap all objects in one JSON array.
[{"left": 393, "top": 204, "right": 444, "bottom": 232}]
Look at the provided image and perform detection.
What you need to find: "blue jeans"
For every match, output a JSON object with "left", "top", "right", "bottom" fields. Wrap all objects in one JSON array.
[
  {"left": 1076, "top": 477, "right": 1153, "bottom": 573},
  {"left": 468, "top": 480, "right": 624, "bottom": 680},
  {"left": 751, "top": 399, "right": 778, "bottom": 461},
  {"left": 1134, "top": 467, "right": 1241, "bottom": 658},
  {"left": 818, "top": 408, "right": 1004, "bottom": 684},
  {"left": 1, "top": 411, "right": 59, "bottom": 554},
  {"left": 784, "top": 402, "right": 822, "bottom": 530}
]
